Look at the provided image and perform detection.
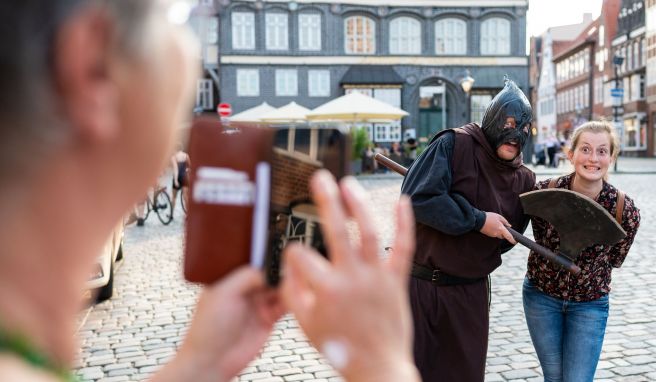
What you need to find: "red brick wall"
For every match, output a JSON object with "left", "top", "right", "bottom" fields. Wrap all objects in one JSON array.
[{"left": 270, "top": 151, "right": 320, "bottom": 211}]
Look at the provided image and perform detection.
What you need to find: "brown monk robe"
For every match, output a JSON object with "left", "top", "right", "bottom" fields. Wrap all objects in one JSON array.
[{"left": 401, "top": 80, "right": 535, "bottom": 382}]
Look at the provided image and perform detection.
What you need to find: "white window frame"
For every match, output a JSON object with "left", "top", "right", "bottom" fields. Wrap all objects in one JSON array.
[
  {"left": 266, "top": 13, "right": 289, "bottom": 50},
  {"left": 470, "top": 94, "right": 493, "bottom": 124},
  {"left": 373, "top": 122, "right": 402, "bottom": 143},
  {"left": 231, "top": 12, "right": 255, "bottom": 50},
  {"left": 435, "top": 18, "right": 467, "bottom": 55},
  {"left": 389, "top": 17, "right": 421, "bottom": 55},
  {"left": 480, "top": 17, "right": 510, "bottom": 55},
  {"left": 276, "top": 69, "right": 298, "bottom": 96},
  {"left": 344, "top": 16, "right": 376, "bottom": 54},
  {"left": 196, "top": 79, "right": 213, "bottom": 110},
  {"left": 299, "top": 13, "right": 321, "bottom": 51},
  {"left": 308, "top": 70, "right": 330, "bottom": 97},
  {"left": 236, "top": 69, "right": 259, "bottom": 97}
]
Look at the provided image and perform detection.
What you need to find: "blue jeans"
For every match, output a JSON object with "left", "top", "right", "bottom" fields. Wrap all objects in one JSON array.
[{"left": 522, "top": 277, "right": 609, "bottom": 382}]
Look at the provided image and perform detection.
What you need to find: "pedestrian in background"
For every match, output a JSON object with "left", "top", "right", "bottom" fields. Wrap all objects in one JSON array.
[
  {"left": 170, "top": 145, "right": 190, "bottom": 216},
  {"left": 523, "top": 121, "right": 640, "bottom": 382}
]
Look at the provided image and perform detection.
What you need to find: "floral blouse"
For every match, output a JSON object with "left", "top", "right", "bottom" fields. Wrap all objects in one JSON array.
[{"left": 526, "top": 173, "right": 641, "bottom": 302}]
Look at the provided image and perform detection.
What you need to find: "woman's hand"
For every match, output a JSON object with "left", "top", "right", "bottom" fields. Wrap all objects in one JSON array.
[
  {"left": 153, "top": 268, "right": 284, "bottom": 382},
  {"left": 281, "top": 171, "right": 420, "bottom": 382}
]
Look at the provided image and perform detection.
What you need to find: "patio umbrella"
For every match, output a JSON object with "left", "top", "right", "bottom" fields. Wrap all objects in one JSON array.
[
  {"left": 306, "top": 92, "right": 408, "bottom": 122},
  {"left": 259, "top": 101, "right": 311, "bottom": 123},
  {"left": 229, "top": 102, "right": 276, "bottom": 122}
]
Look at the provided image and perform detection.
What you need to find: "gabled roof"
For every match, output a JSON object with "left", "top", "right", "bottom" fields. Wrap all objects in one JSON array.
[{"left": 553, "top": 18, "right": 600, "bottom": 62}]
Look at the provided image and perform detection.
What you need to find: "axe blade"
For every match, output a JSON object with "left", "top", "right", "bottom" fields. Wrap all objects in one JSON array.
[{"left": 520, "top": 188, "right": 626, "bottom": 261}]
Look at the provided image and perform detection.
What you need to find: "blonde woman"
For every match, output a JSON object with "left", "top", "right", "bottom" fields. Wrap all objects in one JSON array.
[{"left": 523, "top": 121, "right": 641, "bottom": 382}]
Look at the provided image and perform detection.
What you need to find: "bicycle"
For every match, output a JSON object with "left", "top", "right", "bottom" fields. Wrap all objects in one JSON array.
[{"left": 144, "top": 185, "right": 174, "bottom": 225}]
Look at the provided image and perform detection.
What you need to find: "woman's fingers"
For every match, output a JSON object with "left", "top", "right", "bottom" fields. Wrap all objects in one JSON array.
[
  {"left": 388, "top": 196, "right": 415, "bottom": 279},
  {"left": 310, "top": 171, "right": 355, "bottom": 267},
  {"left": 281, "top": 243, "right": 331, "bottom": 322},
  {"left": 339, "top": 177, "right": 379, "bottom": 263},
  {"left": 213, "top": 266, "right": 265, "bottom": 296}
]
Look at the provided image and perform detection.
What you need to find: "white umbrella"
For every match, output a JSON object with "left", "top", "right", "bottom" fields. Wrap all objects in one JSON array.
[
  {"left": 259, "top": 101, "right": 311, "bottom": 123},
  {"left": 229, "top": 102, "right": 276, "bottom": 122},
  {"left": 306, "top": 92, "right": 408, "bottom": 122}
]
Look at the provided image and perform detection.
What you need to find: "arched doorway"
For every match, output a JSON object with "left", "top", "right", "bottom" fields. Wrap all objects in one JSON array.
[{"left": 408, "top": 77, "right": 465, "bottom": 142}]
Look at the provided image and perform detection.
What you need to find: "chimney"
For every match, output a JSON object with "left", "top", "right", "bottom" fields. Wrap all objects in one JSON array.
[{"left": 583, "top": 12, "right": 593, "bottom": 23}]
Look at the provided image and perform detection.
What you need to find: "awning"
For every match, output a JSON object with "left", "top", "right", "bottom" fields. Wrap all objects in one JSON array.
[{"left": 340, "top": 65, "right": 404, "bottom": 85}]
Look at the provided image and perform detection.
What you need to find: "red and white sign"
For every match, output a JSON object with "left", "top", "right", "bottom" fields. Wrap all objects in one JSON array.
[{"left": 217, "top": 103, "right": 232, "bottom": 117}]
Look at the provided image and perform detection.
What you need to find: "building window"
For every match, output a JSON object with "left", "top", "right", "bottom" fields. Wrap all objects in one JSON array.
[
  {"left": 481, "top": 17, "right": 510, "bottom": 55},
  {"left": 207, "top": 17, "right": 219, "bottom": 44},
  {"left": 345, "top": 16, "right": 376, "bottom": 54},
  {"left": 266, "top": 13, "right": 289, "bottom": 50},
  {"left": 237, "top": 69, "right": 259, "bottom": 96},
  {"left": 633, "top": 40, "right": 640, "bottom": 69},
  {"left": 435, "top": 18, "right": 467, "bottom": 55},
  {"left": 389, "top": 17, "right": 421, "bottom": 54},
  {"left": 299, "top": 14, "right": 321, "bottom": 50},
  {"left": 196, "top": 79, "right": 213, "bottom": 110},
  {"left": 308, "top": 70, "right": 330, "bottom": 97},
  {"left": 232, "top": 12, "right": 255, "bottom": 50},
  {"left": 276, "top": 69, "right": 298, "bottom": 96},
  {"left": 623, "top": 117, "right": 647, "bottom": 150},
  {"left": 471, "top": 94, "right": 493, "bottom": 124},
  {"left": 373, "top": 122, "right": 402, "bottom": 142}
]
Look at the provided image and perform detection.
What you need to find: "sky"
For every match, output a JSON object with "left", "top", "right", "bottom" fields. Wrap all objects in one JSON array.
[{"left": 526, "top": 0, "right": 603, "bottom": 51}]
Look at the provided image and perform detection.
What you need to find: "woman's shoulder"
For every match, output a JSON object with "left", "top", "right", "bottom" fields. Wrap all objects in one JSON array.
[{"left": 535, "top": 173, "right": 572, "bottom": 190}]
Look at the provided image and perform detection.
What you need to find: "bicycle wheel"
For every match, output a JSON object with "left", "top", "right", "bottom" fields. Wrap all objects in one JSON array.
[
  {"left": 154, "top": 190, "right": 173, "bottom": 225},
  {"left": 143, "top": 198, "right": 152, "bottom": 221},
  {"left": 181, "top": 187, "right": 187, "bottom": 214}
]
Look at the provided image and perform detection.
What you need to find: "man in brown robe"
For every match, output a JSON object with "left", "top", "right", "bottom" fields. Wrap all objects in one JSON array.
[{"left": 401, "top": 80, "right": 536, "bottom": 382}]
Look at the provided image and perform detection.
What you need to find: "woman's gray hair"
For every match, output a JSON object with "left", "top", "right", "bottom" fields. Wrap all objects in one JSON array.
[{"left": 0, "top": 0, "right": 155, "bottom": 184}]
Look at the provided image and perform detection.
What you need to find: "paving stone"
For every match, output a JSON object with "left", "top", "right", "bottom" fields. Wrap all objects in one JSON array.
[{"left": 74, "top": 174, "right": 656, "bottom": 382}]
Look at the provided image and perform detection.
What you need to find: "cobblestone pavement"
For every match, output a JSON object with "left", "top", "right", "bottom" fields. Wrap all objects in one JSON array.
[{"left": 76, "top": 173, "right": 656, "bottom": 382}]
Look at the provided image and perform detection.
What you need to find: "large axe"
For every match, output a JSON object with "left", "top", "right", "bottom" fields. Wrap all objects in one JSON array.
[{"left": 375, "top": 153, "right": 625, "bottom": 275}]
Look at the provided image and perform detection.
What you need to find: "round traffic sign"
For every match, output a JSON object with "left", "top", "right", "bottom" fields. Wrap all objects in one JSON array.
[{"left": 217, "top": 103, "right": 232, "bottom": 117}]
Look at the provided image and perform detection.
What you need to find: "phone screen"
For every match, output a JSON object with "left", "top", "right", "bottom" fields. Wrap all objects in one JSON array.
[
  {"left": 184, "top": 119, "right": 350, "bottom": 286},
  {"left": 265, "top": 127, "right": 350, "bottom": 285}
]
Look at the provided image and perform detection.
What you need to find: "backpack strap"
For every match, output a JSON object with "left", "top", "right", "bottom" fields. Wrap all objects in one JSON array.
[{"left": 615, "top": 190, "right": 625, "bottom": 226}]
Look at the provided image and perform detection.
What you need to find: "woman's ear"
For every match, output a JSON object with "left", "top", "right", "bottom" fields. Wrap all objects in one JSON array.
[
  {"left": 567, "top": 145, "right": 574, "bottom": 163},
  {"left": 53, "top": 6, "right": 118, "bottom": 143}
]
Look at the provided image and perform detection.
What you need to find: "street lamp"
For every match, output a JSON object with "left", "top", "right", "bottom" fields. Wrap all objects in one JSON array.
[
  {"left": 612, "top": 54, "right": 624, "bottom": 172},
  {"left": 460, "top": 70, "right": 475, "bottom": 121}
]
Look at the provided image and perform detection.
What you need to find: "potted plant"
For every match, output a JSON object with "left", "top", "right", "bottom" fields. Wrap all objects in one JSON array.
[{"left": 350, "top": 127, "right": 370, "bottom": 175}]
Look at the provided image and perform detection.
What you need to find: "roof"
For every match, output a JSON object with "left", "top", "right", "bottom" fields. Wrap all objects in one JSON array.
[
  {"left": 553, "top": 18, "right": 600, "bottom": 62},
  {"left": 548, "top": 14, "right": 594, "bottom": 41},
  {"left": 340, "top": 65, "right": 404, "bottom": 85},
  {"left": 601, "top": 0, "right": 621, "bottom": 45}
]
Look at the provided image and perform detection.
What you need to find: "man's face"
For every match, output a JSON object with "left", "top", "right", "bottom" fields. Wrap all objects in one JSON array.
[{"left": 495, "top": 117, "right": 520, "bottom": 160}]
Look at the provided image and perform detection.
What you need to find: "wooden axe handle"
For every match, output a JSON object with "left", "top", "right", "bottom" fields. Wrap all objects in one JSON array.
[
  {"left": 374, "top": 153, "right": 582, "bottom": 275},
  {"left": 375, "top": 153, "right": 408, "bottom": 175},
  {"left": 507, "top": 228, "right": 581, "bottom": 275}
]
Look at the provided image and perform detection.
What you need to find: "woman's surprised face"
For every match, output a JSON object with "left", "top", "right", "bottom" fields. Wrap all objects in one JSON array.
[{"left": 569, "top": 131, "right": 613, "bottom": 183}]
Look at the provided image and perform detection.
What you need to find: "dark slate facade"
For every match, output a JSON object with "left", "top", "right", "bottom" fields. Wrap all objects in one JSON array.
[{"left": 214, "top": 0, "right": 530, "bottom": 142}]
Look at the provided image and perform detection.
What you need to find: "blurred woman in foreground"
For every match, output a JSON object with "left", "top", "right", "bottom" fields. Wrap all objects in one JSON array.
[{"left": 0, "top": 1, "right": 419, "bottom": 381}]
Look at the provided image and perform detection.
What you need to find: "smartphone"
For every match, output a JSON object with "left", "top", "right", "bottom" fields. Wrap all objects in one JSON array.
[{"left": 184, "top": 118, "right": 350, "bottom": 286}]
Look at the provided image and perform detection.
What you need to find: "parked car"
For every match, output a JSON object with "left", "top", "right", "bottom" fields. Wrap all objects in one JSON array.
[{"left": 86, "top": 222, "right": 125, "bottom": 303}]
